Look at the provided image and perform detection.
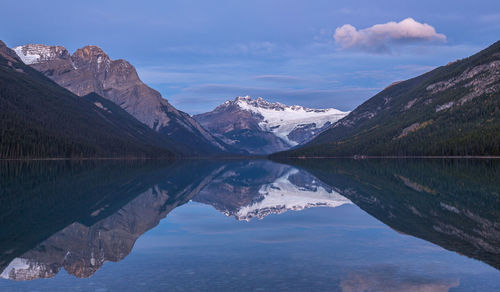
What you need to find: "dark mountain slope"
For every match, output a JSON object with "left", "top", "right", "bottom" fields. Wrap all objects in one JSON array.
[
  {"left": 0, "top": 41, "right": 176, "bottom": 159},
  {"left": 274, "top": 41, "right": 500, "bottom": 157}
]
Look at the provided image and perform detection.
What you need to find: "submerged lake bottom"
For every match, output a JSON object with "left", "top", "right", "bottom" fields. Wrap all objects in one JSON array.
[{"left": 0, "top": 158, "right": 499, "bottom": 291}]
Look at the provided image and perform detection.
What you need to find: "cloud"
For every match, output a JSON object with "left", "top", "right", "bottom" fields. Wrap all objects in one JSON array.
[
  {"left": 334, "top": 18, "right": 446, "bottom": 53},
  {"left": 253, "top": 75, "right": 301, "bottom": 83}
]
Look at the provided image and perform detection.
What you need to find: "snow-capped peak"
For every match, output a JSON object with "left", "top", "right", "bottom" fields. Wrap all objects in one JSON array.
[
  {"left": 13, "top": 44, "right": 69, "bottom": 65},
  {"left": 231, "top": 96, "right": 349, "bottom": 146}
]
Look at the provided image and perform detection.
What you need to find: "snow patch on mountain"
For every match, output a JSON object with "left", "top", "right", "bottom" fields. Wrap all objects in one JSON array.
[
  {"left": 235, "top": 168, "right": 352, "bottom": 220},
  {"left": 234, "top": 96, "right": 349, "bottom": 146},
  {"left": 13, "top": 44, "right": 68, "bottom": 65}
]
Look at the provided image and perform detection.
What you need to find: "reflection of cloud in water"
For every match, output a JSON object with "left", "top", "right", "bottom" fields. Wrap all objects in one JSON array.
[{"left": 340, "top": 266, "right": 459, "bottom": 292}]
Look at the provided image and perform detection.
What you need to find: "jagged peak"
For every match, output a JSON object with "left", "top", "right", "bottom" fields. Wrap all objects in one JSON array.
[
  {"left": 228, "top": 95, "right": 338, "bottom": 113},
  {"left": 233, "top": 96, "right": 282, "bottom": 108},
  {"left": 72, "top": 45, "right": 112, "bottom": 68}
]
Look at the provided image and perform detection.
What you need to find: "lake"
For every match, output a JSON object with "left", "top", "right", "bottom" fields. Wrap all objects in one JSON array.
[{"left": 0, "top": 159, "right": 499, "bottom": 291}]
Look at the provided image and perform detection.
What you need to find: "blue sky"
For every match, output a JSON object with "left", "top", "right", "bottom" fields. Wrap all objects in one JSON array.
[{"left": 2, "top": 0, "right": 500, "bottom": 114}]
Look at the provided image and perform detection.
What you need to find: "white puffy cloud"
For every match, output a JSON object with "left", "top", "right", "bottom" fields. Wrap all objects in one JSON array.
[{"left": 334, "top": 18, "right": 446, "bottom": 53}]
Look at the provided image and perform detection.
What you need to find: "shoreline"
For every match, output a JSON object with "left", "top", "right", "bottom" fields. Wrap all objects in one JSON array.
[
  {"left": 276, "top": 156, "right": 500, "bottom": 159},
  {"left": 1, "top": 155, "right": 499, "bottom": 161}
]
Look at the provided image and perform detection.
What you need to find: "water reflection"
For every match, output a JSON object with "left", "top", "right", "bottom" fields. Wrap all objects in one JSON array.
[
  {"left": 0, "top": 159, "right": 499, "bottom": 290},
  {"left": 290, "top": 158, "right": 500, "bottom": 270},
  {"left": 194, "top": 160, "right": 351, "bottom": 220},
  {"left": 0, "top": 160, "right": 224, "bottom": 280}
]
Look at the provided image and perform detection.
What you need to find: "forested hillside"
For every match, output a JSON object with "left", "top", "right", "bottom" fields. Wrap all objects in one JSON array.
[{"left": 273, "top": 41, "right": 500, "bottom": 157}]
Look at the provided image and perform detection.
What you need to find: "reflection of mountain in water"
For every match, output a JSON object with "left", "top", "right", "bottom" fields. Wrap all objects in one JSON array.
[
  {"left": 3, "top": 158, "right": 500, "bottom": 282},
  {"left": 0, "top": 161, "right": 224, "bottom": 280},
  {"left": 0, "top": 160, "right": 345, "bottom": 281},
  {"left": 289, "top": 158, "right": 500, "bottom": 271},
  {"left": 194, "top": 160, "right": 351, "bottom": 221}
]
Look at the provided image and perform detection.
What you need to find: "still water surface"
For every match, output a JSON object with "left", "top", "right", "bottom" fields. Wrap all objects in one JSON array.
[{"left": 0, "top": 159, "right": 499, "bottom": 291}]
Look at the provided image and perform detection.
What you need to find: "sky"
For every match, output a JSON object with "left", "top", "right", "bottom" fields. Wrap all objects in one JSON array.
[{"left": 2, "top": 0, "right": 500, "bottom": 114}]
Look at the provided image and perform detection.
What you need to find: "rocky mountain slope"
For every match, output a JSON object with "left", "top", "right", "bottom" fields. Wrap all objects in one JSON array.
[
  {"left": 0, "top": 41, "right": 176, "bottom": 159},
  {"left": 274, "top": 40, "right": 500, "bottom": 157},
  {"left": 13, "top": 44, "right": 233, "bottom": 156},
  {"left": 194, "top": 96, "right": 348, "bottom": 154}
]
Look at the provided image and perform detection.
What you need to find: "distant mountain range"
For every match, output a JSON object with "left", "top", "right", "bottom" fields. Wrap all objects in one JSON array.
[
  {"left": 2, "top": 39, "right": 499, "bottom": 158},
  {"left": 274, "top": 41, "right": 500, "bottom": 157},
  {"left": 194, "top": 96, "right": 348, "bottom": 154}
]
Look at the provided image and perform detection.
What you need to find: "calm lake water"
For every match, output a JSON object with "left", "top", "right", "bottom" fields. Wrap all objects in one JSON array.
[{"left": 0, "top": 159, "right": 499, "bottom": 291}]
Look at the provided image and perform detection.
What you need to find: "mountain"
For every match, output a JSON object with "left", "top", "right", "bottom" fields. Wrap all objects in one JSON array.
[
  {"left": 13, "top": 44, "right": 234, "bottom": 156},
  {"left": 194, "top": 96, "right": 348, "bottom": 154},
  {"left": 274, "top": 41, "right": 500, "bottom": 157},
  {"left": 194, "top": 160, "right": 351, "bottom": 221},
  {"left": 0, "top": 41, "right": 176, "bottom": 159}
]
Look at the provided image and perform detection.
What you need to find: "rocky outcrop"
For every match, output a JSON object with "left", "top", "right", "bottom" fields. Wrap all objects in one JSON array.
[{"left": 13, "top": 44, "right": 229, "bottom": 155}]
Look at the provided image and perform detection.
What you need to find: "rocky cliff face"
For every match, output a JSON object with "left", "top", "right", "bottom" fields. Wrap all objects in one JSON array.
[
  {"left": 194, "top": 96, "right": 348, "bottom": 154},
  {"left": 13, "top": 44, "right": 229, "bottom": 155}
]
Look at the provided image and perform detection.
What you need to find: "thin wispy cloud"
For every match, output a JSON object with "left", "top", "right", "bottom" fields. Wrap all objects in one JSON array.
[
  {"left": 334, "top": 18, "right": 446, "bottom": 53},
  {"left": 253, "top": 75, "right": 302, "bottom": 83}
]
